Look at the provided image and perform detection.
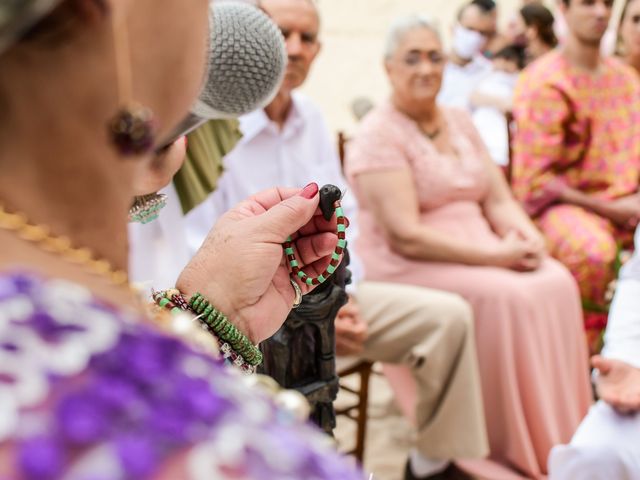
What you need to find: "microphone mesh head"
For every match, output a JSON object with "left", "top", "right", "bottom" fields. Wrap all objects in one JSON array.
[
  {"left": 0, "top": 0, "right": 62, "bottom": 55},
  {"left": 193, "top": 2, "right": 287, "bottom": 118}
]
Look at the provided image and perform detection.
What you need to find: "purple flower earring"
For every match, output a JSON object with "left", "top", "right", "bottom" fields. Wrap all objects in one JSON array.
[{"left": 109, "top": 105, "right": 156, "bottom": 156}]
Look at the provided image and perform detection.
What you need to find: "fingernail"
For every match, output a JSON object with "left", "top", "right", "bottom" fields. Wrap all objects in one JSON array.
[
  {"left": 300, "top": 182, "right": 318, "bottom": 199},
  {"left": 183, "top": 136, "right": 188, "bottom": 148}
]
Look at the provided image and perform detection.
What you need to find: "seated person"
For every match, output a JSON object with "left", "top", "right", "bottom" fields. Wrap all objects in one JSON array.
[
  {"left": 345, "top": 13, "right": 592, "bottom": 479},
  {"left": 470, "top": 44, "right": 526, "bottom": 167},
  {"left": 551, "top": 0, "right": 617, "bottom": 57},
  {"left": 618, "top": 0, "right": 640, "bottom": 76},
  {"left": 186, "top": 1, "right": 489, "bottom": 478},
  {"left": 549, "top": 228, "right": 640, "bottom": 479},
  {"left": 511, "top": 0, "right": 640, "bottom": 353},
  {"left": 506, "top": 2, "right": 558, "bottom": 63},
  {"left": 437, "top": 0, "right": 494, "bottom": 110},
  {"left": 0, "top": 0, "right": 363, "bottom": 477}
]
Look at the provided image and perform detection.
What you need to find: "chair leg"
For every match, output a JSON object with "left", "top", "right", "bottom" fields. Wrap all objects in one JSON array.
[{"left": 353, "top": 364, "right": 372, "bottom": 463}]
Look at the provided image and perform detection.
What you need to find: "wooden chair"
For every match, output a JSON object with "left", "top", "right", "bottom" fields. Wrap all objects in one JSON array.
[
  {"left": 337, "top": 130, "right": 349, "bottom": 171},
  {"left": 335, "top": 360, "right": 373, "bottom": 463},
  {"left": 334, "top": 131, "right": 372, "bottom": 463},
  {"left": 504, "top": 110, "right": 515, "bottom": 186}
]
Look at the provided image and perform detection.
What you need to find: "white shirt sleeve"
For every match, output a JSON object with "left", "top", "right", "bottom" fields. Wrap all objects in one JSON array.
[{"left": 602, "top": 227, "right": 640, "bottom": 368}]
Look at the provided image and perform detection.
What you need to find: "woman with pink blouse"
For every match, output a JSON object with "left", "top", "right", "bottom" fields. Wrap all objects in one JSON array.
[{"left": 345, "top": 14, "right": 592, "bottom": 480}]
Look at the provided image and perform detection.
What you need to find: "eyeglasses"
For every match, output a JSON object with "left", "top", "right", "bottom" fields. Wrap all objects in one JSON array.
[
  {"left": 279, "top": 28, "right": 319, "bottom": 46},
  {"left": 401, "top": 51, "right": 445, "bottom": 67}
]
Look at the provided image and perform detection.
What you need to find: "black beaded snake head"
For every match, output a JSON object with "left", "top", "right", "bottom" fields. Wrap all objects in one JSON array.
[{"left": 319, "top": 184, "right": 343, "bottom": 221}]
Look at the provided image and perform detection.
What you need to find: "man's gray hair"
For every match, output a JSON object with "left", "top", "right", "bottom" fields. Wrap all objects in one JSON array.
[{"left": 383, "top": 14, "right": 441, "bottom": 60}]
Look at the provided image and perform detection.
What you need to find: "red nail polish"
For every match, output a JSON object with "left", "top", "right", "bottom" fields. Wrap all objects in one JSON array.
[{"left": 300, "top": 182, "right": 319, "bottom": 199}]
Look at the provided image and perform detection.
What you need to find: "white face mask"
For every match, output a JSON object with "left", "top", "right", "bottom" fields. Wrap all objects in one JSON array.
[{"left": 452, "top": 24, "right": 486, "bottom": 60}]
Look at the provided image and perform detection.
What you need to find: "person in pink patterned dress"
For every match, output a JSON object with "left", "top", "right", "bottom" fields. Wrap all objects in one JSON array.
[
  {"left": 512, "top": 0, "right": 640, "bottom": 354},
  {"left": 344, "top": 13, "right": 592, "bottom": 480}
]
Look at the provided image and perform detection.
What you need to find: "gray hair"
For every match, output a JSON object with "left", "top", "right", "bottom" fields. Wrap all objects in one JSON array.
[{"left": 383, "top": 14, "right": 441, "bottom": 60}]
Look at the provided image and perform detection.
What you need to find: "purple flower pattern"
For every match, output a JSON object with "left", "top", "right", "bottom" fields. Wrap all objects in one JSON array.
[{"left": 0, "top": 273, "right": 364, "bottom": 480}]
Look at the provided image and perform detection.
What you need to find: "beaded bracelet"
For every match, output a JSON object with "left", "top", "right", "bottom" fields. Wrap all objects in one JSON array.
[
  {"left": 152, "top": 289, "right": 185, "bottom": 316},
  {"left": 283, "top": 201, "right": 347, "bottom": 287},
  {"left": 152, "top": 289, "right": 260, "bottom": 373},
  {"left": 153, "top": 290, "right": 257, "bottom": 374},
  {"left": 189, "top": 293, "right": 263, "bottom": 367}
]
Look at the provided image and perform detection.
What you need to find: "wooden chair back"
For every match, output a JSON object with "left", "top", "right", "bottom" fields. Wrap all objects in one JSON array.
[{"left": 505, "top": 111, "right": 515, "bottom": 186}]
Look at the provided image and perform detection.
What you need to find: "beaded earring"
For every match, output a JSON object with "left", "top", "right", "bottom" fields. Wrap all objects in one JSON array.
[
  {"left": 128, "top": 193, "right": 167, "bottom": 224},
  {"left": 110, "top": 105, "right": 156, "bottom": 155},
  {"left": 108, "top": 8, "right": 156, "bottom": 156},
  {"left": 283, "top": 184, "right": 347, "bottom": 287}
]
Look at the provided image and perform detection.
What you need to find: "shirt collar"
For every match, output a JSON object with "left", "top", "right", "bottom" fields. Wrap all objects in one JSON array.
[{"left": 238, "top": 92, "right": 306, "bottom": 144}]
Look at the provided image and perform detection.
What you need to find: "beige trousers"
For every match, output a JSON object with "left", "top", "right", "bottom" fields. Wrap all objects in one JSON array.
[{"left": 352, "top": 281, "right": 489, "bottom": 460}]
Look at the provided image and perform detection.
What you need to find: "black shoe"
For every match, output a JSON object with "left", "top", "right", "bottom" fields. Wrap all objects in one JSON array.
[
  {"left": 404, "top": 460, "right": 474, "bottom": 480},
  {"left": 442, "top": 464, "right": 474, "bottom": 480},
  {"left": 403, "top": 459, "right": 450, "bottom": 480}
]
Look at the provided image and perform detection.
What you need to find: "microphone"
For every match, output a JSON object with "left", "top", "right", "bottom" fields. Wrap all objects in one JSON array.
[
  {"left": 0, "top": 0, "right": 62, "bottom": 55},
  {"left": 159, "top": 1, "right": 286, "bottom": 148}
]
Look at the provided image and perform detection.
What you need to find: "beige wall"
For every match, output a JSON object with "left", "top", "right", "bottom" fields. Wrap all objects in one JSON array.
[
  {"left": 300, "top": 0, "right": 625, "bottom": 135},
  {"left": 300, "top": 0, "right": 526, "bottom": 135}
]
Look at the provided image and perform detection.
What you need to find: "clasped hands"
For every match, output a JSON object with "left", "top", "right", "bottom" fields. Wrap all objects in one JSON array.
[{"left": 489, "top": 228, "right": 547, "bottom": 272}]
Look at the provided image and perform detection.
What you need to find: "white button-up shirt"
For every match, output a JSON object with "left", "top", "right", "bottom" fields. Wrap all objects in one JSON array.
[
  {"left": 438, "top": 55, "right": 492, "bottom": 111},
  {"left": 185, "top": 93, "right": 364, "bottom": 290}
]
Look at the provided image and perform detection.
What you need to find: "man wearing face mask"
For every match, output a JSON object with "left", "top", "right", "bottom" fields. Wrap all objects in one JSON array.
[{"left": 437, "top": 0, "right": 495, "bottom": 110}]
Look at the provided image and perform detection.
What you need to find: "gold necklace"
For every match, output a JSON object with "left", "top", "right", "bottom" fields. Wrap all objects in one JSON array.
[{"left": 0, "top": 203, "right": 129, "bottom": 287}]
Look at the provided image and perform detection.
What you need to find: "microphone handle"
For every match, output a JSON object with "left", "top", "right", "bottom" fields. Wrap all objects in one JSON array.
[{"left": 156, "top": 112, "right": 208, "bottom": 152}]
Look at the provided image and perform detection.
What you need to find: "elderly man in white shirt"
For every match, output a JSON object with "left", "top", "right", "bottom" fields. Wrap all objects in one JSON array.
[
  {"left": 549, "top": 227, "right": 640, "bottom": 479},
  {"left": 437, "top": 0, "right": 494, "bottom": 110},
  {"left": 186, "top": 1, "right": 488, "bottom": 479}
]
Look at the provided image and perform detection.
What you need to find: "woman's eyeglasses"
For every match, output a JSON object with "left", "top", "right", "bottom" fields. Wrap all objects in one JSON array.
[{"left": 402, "top": 51, "right": 445, "bottom": 67}]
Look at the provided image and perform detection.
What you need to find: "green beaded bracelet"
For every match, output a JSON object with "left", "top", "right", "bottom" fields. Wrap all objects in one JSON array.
[
  {"left": 283, "top": 201, "right": 347, "bottom": 287},
  {"left": 189, "top": 293, "right": 263, "bottom": 367},
  {"left": 152, "top": 289, "right": 258, "bottom": 373}
]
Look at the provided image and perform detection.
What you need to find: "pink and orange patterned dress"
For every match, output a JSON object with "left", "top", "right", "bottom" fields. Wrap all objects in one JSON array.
[{"left": 512, "top": 51, "right": 640, "bottom": 353}]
